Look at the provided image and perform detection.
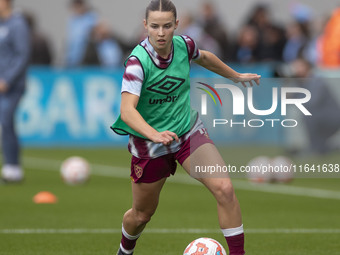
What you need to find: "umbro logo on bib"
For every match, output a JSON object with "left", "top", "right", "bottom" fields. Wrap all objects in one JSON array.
[{"left": 147, "top": 76, "right": 185, "bottom": 95}]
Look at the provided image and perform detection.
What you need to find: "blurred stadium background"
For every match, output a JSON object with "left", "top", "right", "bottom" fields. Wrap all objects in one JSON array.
[{"left": 12, "top": 0, "right": 340, "bottom": 66}]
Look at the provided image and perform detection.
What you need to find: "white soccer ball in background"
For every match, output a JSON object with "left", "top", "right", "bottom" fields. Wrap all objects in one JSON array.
[
  {"left": 183, "top": 237, "right": 227, "bottom": 255},
  {"left": 60, "top": 156, "right": 90, "bottom": 185},
  {"left": 246, "top": 155, "right": 295, "bottom": 184},
  {"left": 246, "top": 156, "right": 273, "bottom": 183},
  {"left": 271, "top": 156, "right": 294, "bottom": 183}
]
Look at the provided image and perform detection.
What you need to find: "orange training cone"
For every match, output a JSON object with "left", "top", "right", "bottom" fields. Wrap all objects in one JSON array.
[{"left": 33, "top": 191, "right": 58, "bottom": 204}]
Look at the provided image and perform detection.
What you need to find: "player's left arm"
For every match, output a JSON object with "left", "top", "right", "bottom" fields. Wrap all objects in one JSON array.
[{"left": 194, "top": 50, "right": 261, "bottom": 87}]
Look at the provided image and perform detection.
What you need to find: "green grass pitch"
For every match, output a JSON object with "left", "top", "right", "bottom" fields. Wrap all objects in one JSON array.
[{"left": 1, "top": 147, "right": 340, "bottom": 255}]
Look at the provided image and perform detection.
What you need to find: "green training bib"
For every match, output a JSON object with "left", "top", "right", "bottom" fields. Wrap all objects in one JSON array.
[{"left": 111, "top": 35, "right": 197, "bottom": 139}]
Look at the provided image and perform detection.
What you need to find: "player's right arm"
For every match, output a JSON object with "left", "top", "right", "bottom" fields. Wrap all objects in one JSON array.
[
  {"left": 120, "top": 92, "right": 179, "bottom": 145},
  {"left": 120, "top": 57, "right": 179, "bottom": 145}
]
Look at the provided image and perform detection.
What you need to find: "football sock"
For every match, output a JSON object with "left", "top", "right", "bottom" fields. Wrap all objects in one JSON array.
[
  {"left": 221, "top": 224, "right": 245, "bottom": 255},
  {"left": 120, "top": 224, "right": 142, "bottom": 254}
]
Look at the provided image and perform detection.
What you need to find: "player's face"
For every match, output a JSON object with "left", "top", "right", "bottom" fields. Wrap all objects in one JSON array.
[{"left": 144, "top": 11, "right": 178, "bottom": 56}]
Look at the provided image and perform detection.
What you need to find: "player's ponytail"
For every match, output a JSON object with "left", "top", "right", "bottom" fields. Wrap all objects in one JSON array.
[{"left": 145, "top": 0, "right": 177, "bottom": 21}]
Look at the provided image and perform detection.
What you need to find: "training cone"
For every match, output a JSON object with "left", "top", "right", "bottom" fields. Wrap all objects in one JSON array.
[{"left": 33, "top": 191, "right": 58, "bottom": 204}]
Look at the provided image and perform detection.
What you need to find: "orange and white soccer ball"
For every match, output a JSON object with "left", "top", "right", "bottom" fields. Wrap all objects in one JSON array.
[
  {"left": 60, "top": 156, "right": 90, "bottom": 185},
  {"left": 183, "top": 237, "right": 227, "bottom": 255}
]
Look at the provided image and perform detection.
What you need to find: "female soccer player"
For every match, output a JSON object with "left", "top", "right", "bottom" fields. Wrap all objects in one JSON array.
[{"left": 111, "top": 1, "right": 260, "bottom": 254}]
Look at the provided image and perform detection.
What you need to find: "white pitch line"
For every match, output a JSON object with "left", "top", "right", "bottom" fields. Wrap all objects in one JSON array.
[
  {"left": 1, "top": 228, "right": 340, "bottom": 235},
  {"left": 22, "top": 156, "right": 340, "bottom": 200}
]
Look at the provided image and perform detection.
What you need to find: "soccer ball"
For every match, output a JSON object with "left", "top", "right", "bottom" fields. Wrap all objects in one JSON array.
[
  {"left": 183, "top": 237, "right": 227, "bottom": 255},
  {"left": 60, "top": 156, "right": 90, "bottom": 185},
  {"left": 271, "top": 156, "right": 294, "bottom": 183},
  {"left": 246, "top": 156, "right": 273, "bottom": 183}
]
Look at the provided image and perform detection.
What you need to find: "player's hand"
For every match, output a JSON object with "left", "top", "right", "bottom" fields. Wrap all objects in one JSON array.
[
  {"left": 231, "top": 73, "right": 261, "bottom": 88},
  {"left": 0, "top": 80, "right": 8, "bottom": 93},
  {"left": 151, "top": 131, "right": 179, "bottom": 146}
]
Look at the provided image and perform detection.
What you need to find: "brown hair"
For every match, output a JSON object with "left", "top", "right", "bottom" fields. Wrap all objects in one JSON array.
[{"left": 145, "top": 0, "right": 177, "bottom": 21}]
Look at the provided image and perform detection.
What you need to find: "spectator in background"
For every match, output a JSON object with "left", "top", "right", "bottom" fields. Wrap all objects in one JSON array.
[
  {"left": 246, "top": 4, "right": 286, "bottom": 62},
  {"left": 199, "top": 1, "right": 230, "bottom": 61},
  {"left": 259, "top": 24, "right": 286, "bottom": 62},
  {"left": 282, "top": 21, "right": 308, "bottom": 63},
  {"left": 178, "top": 12, "right": 203, "bottom": 42},
  {"left": 178, "top": 12, "right": 221, "bottom": 57},
  {"left": 65, "top": 0, "right": 97, "bottom": 67},
  {"left": 303, "top": 17, "right": 325, "bottom": 65},
  {"left": 23, "top": 11, "right": 53, "bottom": 65},
  {"left": 0, "top": 0, "right": 31, "bottom": 182},
  {"left": 247, "top": 4, "right": 269, "bottom": 28},
  {"left": 289, "top": 2, "right": 313, "bottom": 37},
  {"left": 319, "top": 7, "right": 340, "bottom": 67},
  {"left": 290, "top": 58, "right": 340, "bottom": 155},
  {"left": 233, "top": 25, "right": 259, "bottom": 63},
  {"left": 286, "top": 3, "right": 323, "bottom": 65},
  {"left": 82, "top": 21, "right": 123, "bottom": 68}
]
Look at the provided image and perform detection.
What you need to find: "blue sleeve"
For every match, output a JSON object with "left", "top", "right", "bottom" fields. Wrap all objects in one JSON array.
[{"left": 3, "top": 17, "right": 31, "bottom": 87}]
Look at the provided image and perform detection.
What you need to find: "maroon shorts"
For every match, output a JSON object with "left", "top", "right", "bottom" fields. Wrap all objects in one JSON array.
[{"left": 130, "top": 128, "right": 214, "bottom": 183}]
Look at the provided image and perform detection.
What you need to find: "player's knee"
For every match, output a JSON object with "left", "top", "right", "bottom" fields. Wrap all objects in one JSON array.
[
  {"left": 212, "top": 180, "right": 236, "bottom": 204},
  {"left": 135, "top": 210, "right": 155, "bottom": 225}
]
